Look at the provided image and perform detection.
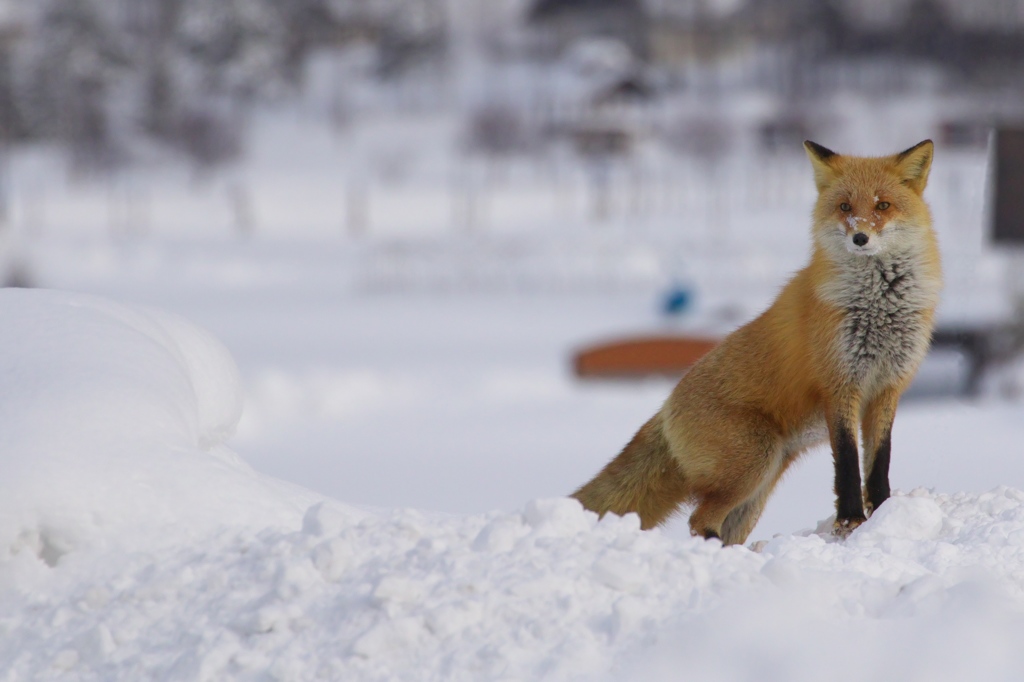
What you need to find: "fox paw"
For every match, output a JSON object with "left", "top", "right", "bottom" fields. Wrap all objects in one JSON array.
[
  {"left": 832, "top": 516, "right": 866, "bottom": 539},
  {"left": 863, "top": 497, "right": 888, "bottom": 518}
]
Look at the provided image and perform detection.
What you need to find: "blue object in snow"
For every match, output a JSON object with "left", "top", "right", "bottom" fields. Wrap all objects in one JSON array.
[{"left": 661, "top": 285, "right": 693, "bottom": 316}]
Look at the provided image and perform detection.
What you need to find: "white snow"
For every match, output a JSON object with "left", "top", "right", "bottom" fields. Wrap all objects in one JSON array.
[
  {"left": 4, "top": 289, "right": 1024, "bottom": 680},
  {"left": 0, "top": 290, "right": 322, "bottom": 573}
]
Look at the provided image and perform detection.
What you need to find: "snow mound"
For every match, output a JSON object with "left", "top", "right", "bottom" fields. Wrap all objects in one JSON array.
[
  {"left": 4, "top": 290, "right": 1024, "bottom": 680},
  {"left": 0, "top": 289, "right": 324, "bottom": 575}
]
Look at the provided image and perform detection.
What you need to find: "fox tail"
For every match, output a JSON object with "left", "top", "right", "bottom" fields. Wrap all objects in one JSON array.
[{"left": 571, "top": 416, "right": 688, "bottom": 529}]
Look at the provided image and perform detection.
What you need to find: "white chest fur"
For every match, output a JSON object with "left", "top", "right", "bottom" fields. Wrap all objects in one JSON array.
[{"left": 818, "top": 251, "right": 941, "bottom": 390}]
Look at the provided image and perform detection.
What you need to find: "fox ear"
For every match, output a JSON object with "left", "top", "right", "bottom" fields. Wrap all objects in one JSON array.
[
  {"left": 894, "top": 139, "right": 933, "bottom": 194},
  {"left": 804, "top": 140, "right": 838, "bottom": 191}
]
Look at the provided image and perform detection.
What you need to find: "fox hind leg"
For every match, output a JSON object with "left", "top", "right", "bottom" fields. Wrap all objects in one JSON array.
[
  {"left": 718, "top": 494, "right": 766, "bottom": 545},
  {"left": 686, "top": 418, "right": 781, "bottom": 543},
  {"left": 691, "top": 486, "right": 768, "bottom": 542},
  {"left": 718, "top": 449, "right": 798, "bottom": 545}
]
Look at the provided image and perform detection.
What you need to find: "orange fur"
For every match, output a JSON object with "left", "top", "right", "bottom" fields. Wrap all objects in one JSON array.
[{"left": 572, "top": 140, "right": 942, "bottom": 544}]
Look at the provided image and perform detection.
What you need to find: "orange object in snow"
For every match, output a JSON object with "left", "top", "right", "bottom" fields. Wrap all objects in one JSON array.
[{"left": 573, "top": 336, "right": 720, "bottom": 379}]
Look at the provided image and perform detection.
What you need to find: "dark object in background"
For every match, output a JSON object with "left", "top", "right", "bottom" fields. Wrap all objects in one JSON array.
[
  {"left": 592, "top": 74, "right": 654, "bottom": 106},
  {"left": 571, "top": 125, "right": 632, "bottom": 158},
  {"left": 991, "top": 126, "right": 1024, "bottom": 245},
  {"left": 3, "top": 258, "right": 33, "bottom": 288},
  {"left": 759, "top": 117, "right": 810, "bottom": 154},
  {"left": 939, "top": 119, "right": 989, "bottom": 149},
  {"left": 465, "top": 105, "right": 533, "bottom": 156}
]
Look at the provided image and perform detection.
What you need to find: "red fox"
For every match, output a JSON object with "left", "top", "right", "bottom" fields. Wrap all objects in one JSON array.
[{"left": 572, "top": 140, "right": 942, "bottom": 544}]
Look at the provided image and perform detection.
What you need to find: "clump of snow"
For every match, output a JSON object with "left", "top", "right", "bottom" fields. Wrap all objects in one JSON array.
[
  {"left": 854, "top": 494, "right": 944, "bottom": 540},
  {"left": 4, "top": 290, "right": 1024, "bottom": 680}
]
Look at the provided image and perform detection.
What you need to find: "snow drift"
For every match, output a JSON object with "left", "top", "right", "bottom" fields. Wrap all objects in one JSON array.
[
  {"left": 0, "top": 289, "right": 324, "bottom": 572},
  {"left": 3, "top": 289, "right": 1024, "bottom": 681}
]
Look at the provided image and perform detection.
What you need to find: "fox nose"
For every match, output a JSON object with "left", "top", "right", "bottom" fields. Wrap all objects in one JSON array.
[{"left": 852, "top": 232, "right": 869, "bottom": 247}]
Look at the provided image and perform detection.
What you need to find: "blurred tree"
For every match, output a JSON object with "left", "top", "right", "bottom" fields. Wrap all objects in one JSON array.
[
  {"left": 280, "top": 0, "right": 339, "bottom": 83},
  {"left": 0, "top": 35, "right": 25, "bottom": 144},
  {"left": 465, "top": 104, "right": 535, "bottom": 156},
  {"left": 136, "top": 0, "right": 182, "bottom": 138},
  {"left": 0, "top": 0, "right": 464, "bottom": 168},
  {"left": 15, "top": 0, "right": 335, "bottom": 169},
  {"left": 527, "top": 0, "right": 650, "bottom": 60},
  {"left": 21, "top": 0, "right": 129, "bottom": 171}
]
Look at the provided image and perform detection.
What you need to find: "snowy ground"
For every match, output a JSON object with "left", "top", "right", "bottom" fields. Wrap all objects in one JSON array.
[
  {"left": 4, "top": 290, "right": 1024, "bottom": 682},
  {"left": 3, "top": 91, "right": 1024, "bottom": 678}
]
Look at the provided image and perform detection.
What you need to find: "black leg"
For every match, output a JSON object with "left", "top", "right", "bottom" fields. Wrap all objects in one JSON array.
[
  {"left": 864, "top": 429, "right": 892, "bottom": 513},
  {"left": 833, "top": 426, "right": 866, "bottom": 524}
]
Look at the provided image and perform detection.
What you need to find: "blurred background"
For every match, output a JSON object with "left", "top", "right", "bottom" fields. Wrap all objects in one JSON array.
[{"left": 5, "top": 0, "right": 1024, "bottom": 540}]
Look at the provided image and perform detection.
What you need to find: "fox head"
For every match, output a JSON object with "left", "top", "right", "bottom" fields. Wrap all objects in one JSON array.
[{"left": 803, "top": 140, "right": 934, "bottom": 260}]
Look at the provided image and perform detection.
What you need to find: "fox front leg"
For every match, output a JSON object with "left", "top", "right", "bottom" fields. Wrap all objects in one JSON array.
[
  {"left": 861, "top": 386, "right": 902, "bottom": 516},
  {"left": 827, "top": 398, "right": 866, "bottom": 537}
]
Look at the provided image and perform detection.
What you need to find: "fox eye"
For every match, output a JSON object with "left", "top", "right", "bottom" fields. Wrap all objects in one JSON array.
[
  {"left": 876, "top": 201, "right": 890, "bottom": 210},
  {"left": 839, "top": 202, "right": 852, "bottom": 212}
]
